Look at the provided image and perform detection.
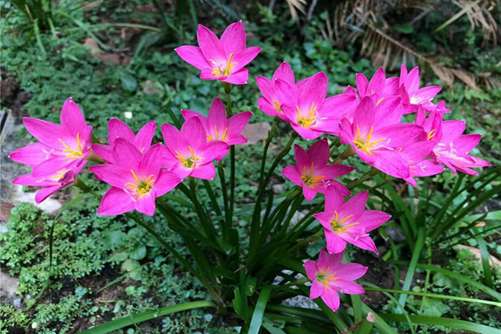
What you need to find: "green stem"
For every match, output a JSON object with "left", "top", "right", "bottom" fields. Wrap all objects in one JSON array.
[{"left": 223, "top": 84, "right": 236, "bottom": 227}]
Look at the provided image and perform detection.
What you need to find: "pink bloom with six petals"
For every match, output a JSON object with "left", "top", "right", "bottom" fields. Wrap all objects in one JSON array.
[
  {"left": 93, "top": 118, "right": 156, "bottom": 163},
  {"left": 181, "top": 97, "right": 252, "bottom": 154},
  {"left": 282, "top": 139, "right": 352, "bottom": 200},
  {"left": 278, "top": 72, "right": 347, "bottom": 139},
  {"left": 175, "top": 21, "right": 261, "bottom": 85},
  {"left": 314, "top": 190, "right": 391, "bottom": 254},
  {"left": 91, "top": 140, "right": 180, "bottom": 216},
  {"left": 399, "top": 65, "right": 441, "bottom": 113},
  {"left": 256, "top": 62, "right": 295, "bottom": 120},
  {"left": 10, "top": 98, "right": 92, "bottom": 203},
  {"left": 161, "top": 117, "right": 228, "bottom": 180},
  {"left": 304, "top": 250, "right": 367, "bottom": 312},
  {"left": 339, "top": 97, "right": 427, "bottom": 179}
]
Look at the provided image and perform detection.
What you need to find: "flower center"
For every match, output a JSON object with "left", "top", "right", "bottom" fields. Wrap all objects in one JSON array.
[
  {"left": 330, "top": 212, "right": 354, "bottom": 233},
  {"left": 316, "top": 271, "right": 336, "bottom": 286},
  {"left": 207, "top": 128, "right": 229, "bottom": 142},
  {"left": 60, "top": 133, "right": 84, "bottom": 159},
  {"left": 177, "top": 146, "right": 201, "bottom": 169},
  {"left": 126, "top": 170, "right": 154, "bottom": 199},
  {"left": 353, "top": 127, "right": 385, "bottom": 155},
  {"left": 272, "top": 99, "right": 282, "bottom": 113},
  {"left": 296, "top": 105, "right": 317, "bottom": 128},
  {"left": 211, "top": 53, "right": 235, "bottom": 78}
]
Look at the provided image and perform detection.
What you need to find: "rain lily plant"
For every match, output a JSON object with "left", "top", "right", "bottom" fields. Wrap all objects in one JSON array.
[{"left": 11, "top": 21, "right": 494, "bottom": 333}]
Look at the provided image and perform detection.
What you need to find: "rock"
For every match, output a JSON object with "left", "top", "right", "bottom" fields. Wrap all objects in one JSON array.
[
  {"left": 12, "top": 185, "right": 62, "bottom": 214},
  {"left": 0, "top": 270, "right": 19, "bottom": 300},
  {"left": 454, "top": 244, "right": 501, "bottom": 268},
  {"left": 243, "top": 122, "right": 271, "bottom": 144}
]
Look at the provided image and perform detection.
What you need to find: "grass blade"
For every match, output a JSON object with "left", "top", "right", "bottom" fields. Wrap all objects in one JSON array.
[
  {"left": 81, "top": 300, "right": 214, "bottom": 334},
  {"left": 381, "top": 313, "right": 501, "bottom": 334},
  {"left": 249, "top": 286, "right": 272, "bottom": 334},
  {"left": 398, "top": 228, "right": 425, "bottom": 310}
]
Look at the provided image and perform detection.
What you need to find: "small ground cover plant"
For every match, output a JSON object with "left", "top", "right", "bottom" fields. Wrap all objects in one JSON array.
[{"left": 6, "top": 18, "right": 500, "bottom": 334}]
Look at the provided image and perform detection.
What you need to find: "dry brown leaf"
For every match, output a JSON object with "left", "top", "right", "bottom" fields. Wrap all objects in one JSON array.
[{"left": 243, "top": 122, "right": 271, "bottom": 145}]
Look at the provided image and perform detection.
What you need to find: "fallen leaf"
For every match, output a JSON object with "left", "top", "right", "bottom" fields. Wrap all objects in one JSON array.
[{"left": 243, "top": 122, "right": 271, "bottom": 144}]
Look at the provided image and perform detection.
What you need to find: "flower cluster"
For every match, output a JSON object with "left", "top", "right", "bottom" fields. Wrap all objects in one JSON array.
[
  {"left": 10, "top": 20, "right": 489, "bottom": 315},
  {"left": 257, "top": 62, "right": 489, "bottom": 310}
]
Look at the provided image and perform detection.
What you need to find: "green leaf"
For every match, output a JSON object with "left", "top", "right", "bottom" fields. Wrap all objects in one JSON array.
[
  {"left": 130, "top": 245, "right": 147, "bottom": 261},
  {"left": 394, "top": 23, "right": 414, "bottom": 34},
  {"left": 120, "top": 71, "right": 138, "bottom": 92},
  {"left": 80, "top": 300, "right": 214, "bottom": 334},
  {"left": 381, "top": 313, "right": 501, "bottom": 334},
  {"left": 398, "top": 228, "right": 425, "bottom": 309},
  {"left": 249, "top": 286, "right": 272, "bottom": 334}
]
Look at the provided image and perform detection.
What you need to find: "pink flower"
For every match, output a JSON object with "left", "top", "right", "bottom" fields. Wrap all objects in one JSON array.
[
  {"left": 90, "top": 140, "right": 181, "bottom": 216},
  {"left": 175, "top": 21, "right": 261, "bottom": 85},
  {"left": 282, "top": 139, "right": 352, "bottom": 200},
  {"left": 304, "top": 250, "right": 367, "bottom": 312},
  {"left": 314, "top": 191, "right": 391, "bottom": 254},
  {"left": 339, "top": 97, "right": 427, "bottom": 179},
  {"left": 355, "top": 68, "right": 400, "bottom": 105},
  {"left": 401, "top": 141, "right": 444, "bottom": 186},
  {"left": 181, "top": 97, "right": 252, "bottom": 152},
  {"left": 432, "top": 120, "right": 490, "bottom": 175},
  {"left": 399, "top": 65, "right": 441, "bottom": 113},
  {"left": 93, "top": 118, "right": 156, "bottom": 163},
  {"left": 278, "top": 72, "right": 347, "bottom": 139},
  {"left": 256, "top": 62, "right": 295, "bottom": 120},
  {"left": 161, "top": 117, "right": 228, "bottom": 180},
  {"left": 10, "top": 98, "right": 92, "bottom": 203}
]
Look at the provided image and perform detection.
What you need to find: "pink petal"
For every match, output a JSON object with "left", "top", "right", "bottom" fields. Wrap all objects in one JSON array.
[
  {"left": 181, "top": 109, "right": 203, "bottom": 121},
  {"left": 97, "top": 187, "right": 134, "bottom": 216},
  {"left": 161, "top": 123, "right": 183, "bottom": 152},
  {"left": 32, "top": 156, "right": 73, "bottom": 178},
  {"left": 13, "top": 173, "right": 56, "bottom": 187},
  {"left": 200, "top": 68, "right": 219, "bottom": 81},
  {"left": 346, "top": 234, "right": 378, "bottom": 253},
  {"left": 440, "top": 120, "right": 465, "bottom": 142},
  {"left": 228, "top": 111, "right": 252, "bottom": 137},
  {"left": 290, "top": 123, "right": 323, "bottom": 140},
  {"left": 294, "top": 144, "right": 309, "bottom": 168},
  {"left": 414, "top": 85, "right": 441, "bottom": 103},
  {"left": 220, "top": 21, "right": 246, "bottom": 55},
  {"left": 352, "top": 97, "right": 376, "bottom": 134},
  {"left": 9, "top": 143, "right": 51, "bottom": 166},
  {"left": 208, "top": 98, "right": 227, "bottom": 130},
  {"left": 272, "top": 62, "right": 295, "bottom": 83},
  {"left": 92, "top": 144, "right": 114, "bottom": 163},
  {"left": 201, "top": 141, "right": 228, "bottom": 163},
  {"left": 90, "top": 164, "right": 130, "bottom": 189},
  {"left": 175, "top": 45, "right": 210, "bottom": 70},
  {"left": 358, "top": 210, "right": 391, "bottom": 231},
  {"left": 406, "top": 67, "right": 421, "bottom": 92},
  {"left": 367, "top": 68, "right": 386, "bottom": 95},
  {"left": 223, "top": 68, "right": 249, "bottom": 85},
  {"left": 336, "top": 263, "right": 368, "bottom": 280},
  {"left": 355, "top": 73, "right": 369, "bottom": 96},
  {"left": 196, "top": 24, "right": 225, "bottom": 62},
  {"left": 310, "top": 281, "right": 324, "bottom": 299},
  {"left": 139, "top": 144, "right": 168, "bottom": 173},
  {"left": 341, "top": 192, "right": 368, "bottom": 219},
  {"left": 232, "top": 47, "right": 261, "bottom": 72},
  {"left": 35, "top": 186, "right": 62, "bottom": 203},
  {"left": 308, "top": 139, "right": 329, "bottom": 166},
  {"left": 321, "top": 290, "right": 340, "bottom": 312},
  {"left": 372, "top": 150, "right": 410, "bottom": 179},
  {"left": 298, "top": 72, "right": 327, "bottom": 109},
  {"left": 112, "top": 139, "right": 141, "bottom": 169},
  {"left": 378, "top": 124, "right": 426, "bottom": 149},
  {"left": 23, "top": 117, "right": 63, "bottom": 148},
  {"left": 134, "top": 121, "right": 156, "bottom": 153},
  {"left": 108, "top": 118, "right": 135, "bottom": 144},
  {"left": 282, "top": 165, "right": 302, "bottom": 186},
  {"left": 323, "top": 164, "right": 353, "bottom": 178},
  {"left": 325, "top": 231, "right": 347, "bottom": 254},
  {"left": 335, "top": 280, "right": 365, "bottom": 295},
  {"left": 324, "top": 189, "right": 344, "bottom": 213},
  {"left": 155, "top": 171, "right": 181, "bottom": 196},
  {"left": 454, "top": 134, "right": 481, "bottom": 154},
  {"left": 135, "top": 193, "right": 156, "bottom": 216},
  {"left": 303, "top": 187, "right": 317, "bottom": 201},
  {"left": 256, "top": 76, "right": 273, "bottom": 97},
  {"left": 60, "top": 98, "right": 85, "bottom": 136},
  {"left": 191, "top": 163, "right": 216, "bottom": 180},
  {"left": 304, "top": 260, "right": 317, "bottom": 281}
]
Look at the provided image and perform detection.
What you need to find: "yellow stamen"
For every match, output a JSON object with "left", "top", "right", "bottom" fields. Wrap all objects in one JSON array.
[
  {"left": 353, "top": 127, "right": 385, "bottom": 155},
  {"left": 207, "top": 128, "right": 229, "bottom": 142},
  {"left": 60, "top": 133, "right": 84, "bottom": 159},
  {"left": 427, "top": 129, "right": 436, "bottom": 141},
  {"left": 50, "top": 169, "right": 68, "bottom": 181},
  {"left": 211, "top": 53, "right": 235, "bottom": 77},
  {"left": 272, "top": 99, "right": 282, "bottom": 113},
  {"left": 296, "top": 105, "right": 317, "bottom": 128},
  {"left": 125, "top": 170, "right": 154, "bottom": 199},
  {"left": 176, "top": 146, "right": 201, "bottom": 169},
  {"left": 301, "top": 164, "right": 324, "bottom": 187},
  {"left": 330, "top": 212, "right": 354, "bottom": 233}
]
